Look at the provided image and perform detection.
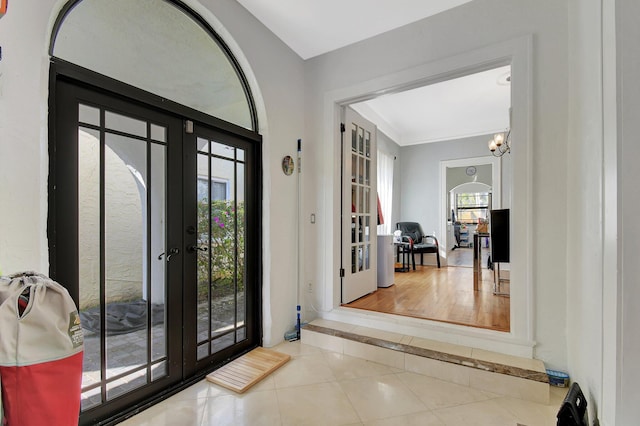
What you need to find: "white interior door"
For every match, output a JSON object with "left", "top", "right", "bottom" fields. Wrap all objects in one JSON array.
[{"left": 342, "top": 107, "right": 378, "bottom": 303}]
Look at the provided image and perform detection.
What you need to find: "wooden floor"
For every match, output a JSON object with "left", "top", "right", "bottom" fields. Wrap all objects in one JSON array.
[{"left": 344, "top": 249, "right": 510, "bottom": 332}]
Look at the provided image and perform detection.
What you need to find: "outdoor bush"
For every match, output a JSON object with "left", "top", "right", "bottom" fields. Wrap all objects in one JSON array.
[{"left": 197, "top": 200, "right": 245, "bottom": 298}]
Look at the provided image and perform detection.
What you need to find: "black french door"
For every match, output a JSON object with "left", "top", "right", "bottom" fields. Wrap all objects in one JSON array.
[{"left": 50, "top": 69, "right": 261, "bottom": 425}]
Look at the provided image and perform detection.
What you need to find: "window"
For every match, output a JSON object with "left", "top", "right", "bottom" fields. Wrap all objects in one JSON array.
[
  {"left": 455, "top": 192, "right": 490, "bottom": 224},
  {"left": 197, "top": 177, "right": 229, "bottom": 201},
  {"left": 376, "top": 150, "right": 394, "bottom": 235}
]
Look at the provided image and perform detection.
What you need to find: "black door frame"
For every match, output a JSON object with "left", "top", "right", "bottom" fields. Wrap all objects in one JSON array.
[{"left": 48, "top": 59, "right": 262, "bottom": 425}]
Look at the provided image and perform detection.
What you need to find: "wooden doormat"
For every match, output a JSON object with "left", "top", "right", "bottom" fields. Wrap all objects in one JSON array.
[{"left": 206, "top": 347, "right": 291, "bottom": 393}]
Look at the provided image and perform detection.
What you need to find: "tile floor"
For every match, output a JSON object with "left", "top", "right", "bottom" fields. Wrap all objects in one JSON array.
[{"left": 120, "top": 341, "right": 566, "bottom": 426}]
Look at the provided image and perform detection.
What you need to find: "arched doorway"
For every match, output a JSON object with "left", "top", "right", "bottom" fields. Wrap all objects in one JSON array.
[{"left": 48, "top": 1, "right": 262, "bottom": 423}]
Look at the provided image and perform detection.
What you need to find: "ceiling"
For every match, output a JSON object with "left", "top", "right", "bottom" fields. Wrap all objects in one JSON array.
[
  {"left": 351, "top": 66, "right": 511, "bottom": 146},
  {"left": 236, "top": 0, "right": 511, "bottom": 146},
  {"left": 235, "top": 0, "right": 474, "bottom": 60}
]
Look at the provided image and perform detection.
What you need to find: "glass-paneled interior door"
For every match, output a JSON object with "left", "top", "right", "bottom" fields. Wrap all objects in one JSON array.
[{"left": 342, "top": 107, "right": 378, "bottom": 303}]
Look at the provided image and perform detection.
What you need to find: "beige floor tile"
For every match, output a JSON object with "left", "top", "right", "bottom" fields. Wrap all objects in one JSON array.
[
  {"left": 468, "top": 368, "right": 549, "bottom": 404},
  {"left": 277, "top": 382, "right": 361, "bottom": 426},
  {"left": 432, "top": 398, "right": 518, "bottom": 425},
  {"left": 271, "top": 339, "right": 326, "bottom": 358},
  {"left": 120, "top": 342, "right": 556, "bottom": 426},
  {"left": 405, "top": 353, "right": 471, "bottom": 386},
  {"left": 323, "top": 351, "right": 399, "bottom": 380},
  {"left": 339, "top": 374, "right": 427, "bottom": 422},
  {"left": 201, "top": 390, "right": 282, "bottom": 426},
  {"left": 119, "top": 397, "right": 207, "bottom": 425},
  {"left": 271, "top": 352, "right": 336, "bottom": 389},
  {"left": 168, "top": 378, "right": 214, "bottom": 401},
  {"left": 498, "top": 395, "right": 559, "bottom": 426},
  {"left": 363, "top": 410, "right": 444, "bottom": 426},
  {"left": 396, "top": 371, "right": 495, "bottom": 410},
  {"left": 549, "top": 385, "right": 569, "bottom": 406},
  {"left": 343, "top": 340, "right": 405, "bottom": 369}
]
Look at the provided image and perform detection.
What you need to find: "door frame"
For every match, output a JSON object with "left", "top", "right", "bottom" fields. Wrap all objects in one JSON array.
[
  {"left": 48, "top": 59, "right": 263, "bottom": 424},
  {"left": 439, "top": 156, "right": 502, "bottom": 267},
  {"left": 320, "top": 36, "right": 534, "bottom": 358}
]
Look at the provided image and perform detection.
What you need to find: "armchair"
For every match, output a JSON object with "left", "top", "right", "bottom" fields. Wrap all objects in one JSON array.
[{"left": 396, "top": 222, "right": 441, "bottom": 269}]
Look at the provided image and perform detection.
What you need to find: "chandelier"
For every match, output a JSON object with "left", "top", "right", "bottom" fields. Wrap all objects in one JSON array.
[{"left": 488, "top": 129, "right": 510, "bottom": 157}]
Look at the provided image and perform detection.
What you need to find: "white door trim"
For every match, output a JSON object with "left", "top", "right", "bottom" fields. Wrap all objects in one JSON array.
[{"left": 320, "top": 35, "right": 534, "bottom": 356}]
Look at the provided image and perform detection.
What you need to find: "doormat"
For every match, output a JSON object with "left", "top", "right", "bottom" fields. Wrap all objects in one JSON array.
[{"left": 206, "top": 347, "right": 290, "bottom": 393}]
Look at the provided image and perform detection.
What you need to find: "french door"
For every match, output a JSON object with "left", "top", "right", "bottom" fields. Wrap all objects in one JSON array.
[
  {"left": 50, "top": 72, "right": 261, "bottom": 424},
  {"left": 182, "top": 122, "right": 261, "bottom": 376},
  {"left": 341, "top": 107, "right": 378, "bottom": 303}
]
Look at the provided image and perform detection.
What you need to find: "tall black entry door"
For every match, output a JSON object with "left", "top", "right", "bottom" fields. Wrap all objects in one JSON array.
[{"left": 50, "top": 75, "right": 261, "bottom": 425}]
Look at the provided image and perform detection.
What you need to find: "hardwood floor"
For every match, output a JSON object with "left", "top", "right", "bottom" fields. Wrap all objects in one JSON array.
[{"left": 344, "top": 250, "right": 510, "bottom": 332}]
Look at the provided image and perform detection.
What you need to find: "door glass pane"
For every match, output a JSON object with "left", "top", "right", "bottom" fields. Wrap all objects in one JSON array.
[
  {"left": 365, "top": 159, "right": 370, "bottom": 185},
  {"left": 104, "top": 133, "right": 147, "bottom": 382},
  {"left": 212, "top": 141, "right": 235, "bottom": 160},
  {"left": 150, "top": 143, "right": 167, "bottom": 363},
  {"left": 365, "top": 244, "right": 370, "bottom": 270},
  {"left": 210, "top": 154, "right": 235, "bottom": 345},
  {"left": 236, "top": 160, "right": 246, "bottom": 336},
  {"left": 195, "top": 138, "right": 246, "bottom": 359},
  {"left": 53, "top": 0, "right": 254, "bottom": 129},
  {"left": 351, "top": 124, "right": 357, "bottom": 152},
  {"left": 365, "top": 130, "right": 371, "bottom": 157},
  {"left": 78, "top": 127, "right": 101, "bottom": 410},
  {"left": 150, "top": 124, "right": 166, "bottom": 142},
  {"left": 196, "top": 147, "right": 210, "bottom": 354},
  {"left": 364, "top": 187, "right": 370, "bottom": 214},
  {"left": 351, "top": 247, "right": 356, "bottom": 273},
  {"left": 105, "top": 111, "right": 147, "bottom": 138},
  {"left": 79, "top": 104, "right": 100, "bottom": 126}
]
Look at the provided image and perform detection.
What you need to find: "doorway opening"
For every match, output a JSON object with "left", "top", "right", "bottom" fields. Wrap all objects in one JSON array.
[
  {"left": 324, "top": 37, "right": 533, "bottom": 356},
  {"left": 343, "top": 66, "right": 510, "bottom": 333}
]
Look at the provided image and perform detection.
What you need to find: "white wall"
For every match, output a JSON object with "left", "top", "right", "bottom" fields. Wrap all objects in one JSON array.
[
  {"left": 616, "top": 0, "right": 640, "bottom": 423},
  {"left": 305, "top": 0, "right": 569, "bottom": 367},
  {"left": 566, "top": 1, "right": 605, "bottom": 422},
  {"left": 0, "top": 0, "right": 306, "bottom": 347},
  {"left": 400, "top": 134, "right": 500, "bottom": 242}
]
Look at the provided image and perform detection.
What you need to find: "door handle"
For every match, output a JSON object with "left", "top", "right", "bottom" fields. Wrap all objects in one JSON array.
[
  {"left": 187, "top": 245, "right": 208, "bottom": 254},
  {"left": 157, "top": 247, "right": 180, "bottom": 262}
]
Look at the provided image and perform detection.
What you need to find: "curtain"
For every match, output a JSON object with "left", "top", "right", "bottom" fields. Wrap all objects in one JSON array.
[{"left": 377, "top": 150, "right": 394, "bottom": 235}]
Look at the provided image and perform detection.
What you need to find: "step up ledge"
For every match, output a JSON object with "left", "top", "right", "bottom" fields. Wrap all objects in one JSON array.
[{"left": 302, "top": 323, "right": 549, "bottom": 404}]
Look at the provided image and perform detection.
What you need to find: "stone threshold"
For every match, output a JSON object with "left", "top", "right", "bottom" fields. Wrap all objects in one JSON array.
[{"left": 303, "top": 323, "right": 548, "bottom": 384}]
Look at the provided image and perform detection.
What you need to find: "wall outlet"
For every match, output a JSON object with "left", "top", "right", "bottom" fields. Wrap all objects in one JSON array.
[{"left": 307, "top": 282, "right": 312, "bottom": 292}]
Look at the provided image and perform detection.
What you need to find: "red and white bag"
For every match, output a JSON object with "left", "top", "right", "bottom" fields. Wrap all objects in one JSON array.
[{"left": 0, "top": 272, "right": 83, "bottom": 426}]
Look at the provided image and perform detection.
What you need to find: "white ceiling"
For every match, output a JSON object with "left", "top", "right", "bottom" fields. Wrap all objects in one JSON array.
[
  {"left": 236, "top": 0, "right": 511, "bottom": 146},
  {"left": 236, "top": 0, "right": 474, "bottom": 60},
  {"left": 352, "top": 66, "right": 511, "bottom": 146}
]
